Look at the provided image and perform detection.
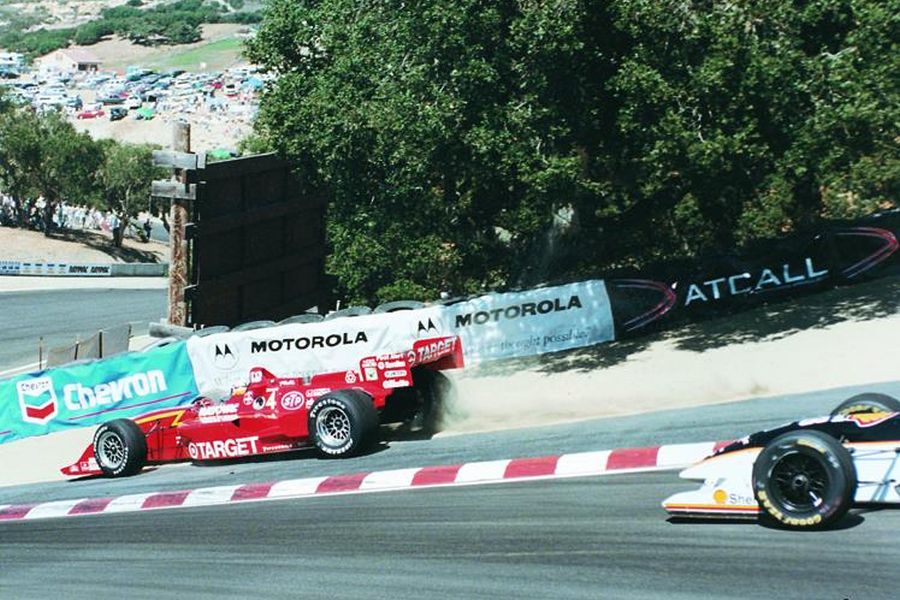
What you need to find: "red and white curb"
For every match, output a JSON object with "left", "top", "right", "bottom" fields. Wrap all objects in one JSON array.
[{"left": 0, "top": 440, "right": 728, "bottom": 522}]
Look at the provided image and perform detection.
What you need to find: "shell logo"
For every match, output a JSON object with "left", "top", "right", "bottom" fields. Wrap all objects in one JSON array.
[
  {"left": 713, "top": 489, "right": 728, "bottom": 505},
  {"left": 846, "top": 411, "right": 895, "bottom": 428}
]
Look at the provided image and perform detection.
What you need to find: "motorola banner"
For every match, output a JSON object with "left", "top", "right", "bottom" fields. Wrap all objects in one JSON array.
[
  {"left": 186, "top": 280, "right": 614, "bottom": 396},
  {"left": 430, "top": 279, "right": 615, "bottom": 362}
]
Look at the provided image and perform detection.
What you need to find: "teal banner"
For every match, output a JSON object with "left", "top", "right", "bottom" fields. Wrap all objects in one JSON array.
[{"left": 0, "top": 342, "right": 198, "bottom": 445}]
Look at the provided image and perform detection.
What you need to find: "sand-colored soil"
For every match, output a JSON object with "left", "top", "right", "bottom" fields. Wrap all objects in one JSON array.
[
  {"left": 71, "top": 110, "right": 252, "bottom": 152},
  {"left": 0, "top": 226, "right": 167, "bottom": 264}
]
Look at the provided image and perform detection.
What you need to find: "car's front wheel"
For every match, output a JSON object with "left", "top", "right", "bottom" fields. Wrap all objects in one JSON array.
[
  {"left": 93, "top": 419, "right": 147, "bottom": 477},
  {"left": 830, "top": 392, "right": 900, "bottom": 417},
  {"left": 752, "top": 430, "right": 856, "bottom": 529},
  {"left": 308, "top": 390, "right": 378, "bottom": 457}
]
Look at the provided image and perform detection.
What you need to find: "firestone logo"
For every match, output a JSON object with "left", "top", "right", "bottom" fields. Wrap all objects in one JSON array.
[{"left": 17, "top": 377, "right": 58, "bottom": 425}]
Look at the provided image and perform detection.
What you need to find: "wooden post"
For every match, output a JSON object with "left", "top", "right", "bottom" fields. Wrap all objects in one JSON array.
[{"left": 167, "top": 121, "right": 191, "bottom": 326}]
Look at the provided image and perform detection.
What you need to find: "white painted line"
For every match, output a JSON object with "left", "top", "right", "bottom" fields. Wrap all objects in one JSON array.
[
  {"left": 268, "top": 477, "right": 329, "bottom": 498},
  {"left": 554, "top": 451, "right": 611, "bottom": 476},
  {"left": 657, "top": 442, "right": 716, "bottom": 468},
  {"left": 181, "top": 485, "right": 241, "bottom": 507},
  {"left": 454, "top": 459, "right": 511, "bottom": 483},
  {"left": 359, "top": 468, "right": 421, "bottom": 491},
  {"left": 0, "top": 362, "right": 41, "bottom": 378},
  {"left": 103, "top": 493, "right": 154, "bottom": 513},
  {"left": 24, "top": 498, "right": 87, "bottom": 520}
]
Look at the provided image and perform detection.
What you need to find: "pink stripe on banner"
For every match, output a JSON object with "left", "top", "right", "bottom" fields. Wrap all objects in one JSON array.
[
  {"left": 0, "top": 504, "right": 35, "bottom": 520},
  {"left": 66, "top": 392, "right": 194, "bottom": 421},
  {"left": 316, "top": 472, "right": 369, "bottom": 494},
  {"left": 68, "top": 497, "right": 114, "bottom": 515},
  {"left": 504, "top": 456, "right": 559, "bottom": 479},
  {"left": 606, "top": 446, "right": 660, "bottom": 470},
  {"left": 231, "top": 483, "right": 275, "bottom": 501},
  {"left": 142, "top": 491, "right": 190, "bottom": 509},
  {"left": 411, "top": 464, "right": 462, "bottom": 486}
]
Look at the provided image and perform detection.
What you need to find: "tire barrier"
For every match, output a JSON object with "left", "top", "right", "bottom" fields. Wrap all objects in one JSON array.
[
  {"left": 607, "top": 216, "right": 900, "bottom": 336},
  {"left": 186, "top": 279, "right": 615, "bottom": 396}
]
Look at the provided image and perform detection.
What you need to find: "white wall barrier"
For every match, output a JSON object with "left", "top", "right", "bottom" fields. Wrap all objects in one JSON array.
[
  {"left": 0, "top": 261, "right": 168, "bottom": 277},
  {"left": 187, "top": 280, "right": 614, "bottom": 396}
]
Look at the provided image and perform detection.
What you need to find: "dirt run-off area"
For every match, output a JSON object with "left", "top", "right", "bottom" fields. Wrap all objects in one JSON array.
[
  {"left": 444, "top": 274, "right": 900, "bottom": 434},
  {"left": 0, "top": 226, "right": 167, "bottom": 264}
]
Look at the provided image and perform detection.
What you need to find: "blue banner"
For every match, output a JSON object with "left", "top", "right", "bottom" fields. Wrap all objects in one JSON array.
[{"left": 0, "top": 342, "right": 198, "bottom": 445}]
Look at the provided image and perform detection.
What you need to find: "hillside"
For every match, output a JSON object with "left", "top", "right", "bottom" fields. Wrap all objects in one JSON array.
[{"left": 64, "top": 23, "right": 247, "bottom": 71}]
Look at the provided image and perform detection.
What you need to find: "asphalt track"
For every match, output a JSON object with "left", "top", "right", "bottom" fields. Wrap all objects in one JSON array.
[
  {"left": 0, "top": 288, "right": 166, "bottom": 371},
  {"left": 2, "top": 380, "right": 899, "bottom": 599}
]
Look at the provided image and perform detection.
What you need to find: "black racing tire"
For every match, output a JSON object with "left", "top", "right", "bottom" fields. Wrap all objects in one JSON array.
[
  {"left": 93, "top": 419, "right": 147, "bottom": 477},
  {"left": 830, "top": 393, "right": 900, "bottom": 417},
  {"left": 308, "top": 390, "right": 378, "bottom": 457},
  {"left": 381, "top": 369, "right": 452, "bottom": 439},
  {"left": 415, "top": 369, "right": 450, "bottom": 437},
  {"left": 752, "top": 429, "right": 856, "bottom": 529}
]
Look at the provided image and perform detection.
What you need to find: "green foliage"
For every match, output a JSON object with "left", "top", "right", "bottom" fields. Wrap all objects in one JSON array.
[
  {"left": 0, "top": 107, "right": 161, "bottom": 243},
  {"left": 73, "top": 21, "right": 114, "bottom": 46},
  {"left": 0, "top": 27, "right": 75, "bottom": 57},
  {"left": 95, "top": 141, "right": 165, "bottom": 246},
  {"left": 0, "top": 0, "right": 262, "bottom": 56},
  {"left": 166, "top": 21, "right": 202, "bottom": 44},
  {"left": 246, "top": 0, "right": 896, "bottom": 303},
  {"left": 221, "top": 11, "right": 262, "bottom": 24},
  {"left": 0, "top": 110, "right": 101, "bottom": 232}
]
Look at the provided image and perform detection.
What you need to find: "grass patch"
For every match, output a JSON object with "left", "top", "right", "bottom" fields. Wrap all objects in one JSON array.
[{"left": 104, "top": 36, "right": 246, "bottom": 72}]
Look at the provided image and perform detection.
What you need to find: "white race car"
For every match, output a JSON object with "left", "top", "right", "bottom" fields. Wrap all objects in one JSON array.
[{"left": 663, "top": 393, "right": 900, "bottom": 529}]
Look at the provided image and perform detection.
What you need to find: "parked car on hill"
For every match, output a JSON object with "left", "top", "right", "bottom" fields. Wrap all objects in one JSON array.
[{"left": 77, "top": 108, "right": 105, "bottom": 119}]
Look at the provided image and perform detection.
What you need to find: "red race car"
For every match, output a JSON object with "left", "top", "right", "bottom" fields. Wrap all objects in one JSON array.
[{"left": 62, "top": 336, "right": 463, "bottom": 478}]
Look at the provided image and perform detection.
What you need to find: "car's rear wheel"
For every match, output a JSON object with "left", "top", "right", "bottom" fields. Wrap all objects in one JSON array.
[
  {"left": 752, "top": 430, "right": 856, "bottom": 529},
  {"left": 308, "top": 390, "right": 378, "bottom": 457},
  {"left": 93, "top": 419, "right": 147, "bottom": 477},
  {"left": 830, "top": 393, "right": 900, "bottom": 416},
  {"left": 381, "top": 369, "right": 452, "bottom": 439}
]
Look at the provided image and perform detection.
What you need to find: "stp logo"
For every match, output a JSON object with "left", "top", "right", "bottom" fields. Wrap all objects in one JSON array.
[
  {"left": 17, "top": 377, "right": 58, "bottom": 424},
  {"left": 280, "top": 391, "right": 305, "bottom": 411}
]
